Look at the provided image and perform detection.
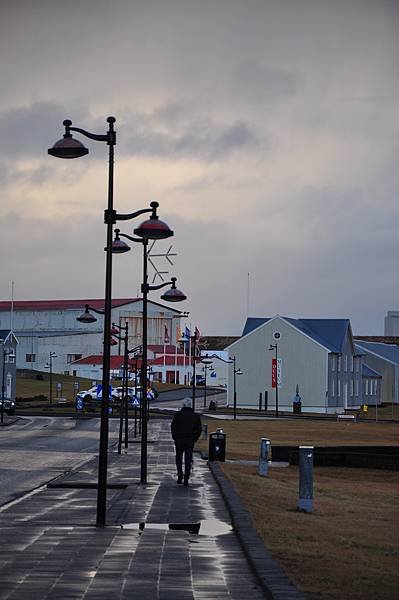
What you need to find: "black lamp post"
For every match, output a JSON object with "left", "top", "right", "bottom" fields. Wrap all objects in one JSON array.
[
  {"left": 231, "top": 356, "right": 243, "bottom": 421},
  {"left": 189, "top": 333, "right": 200, "bottom": 412},
  {"left": 111, "top": 229, "right": 186, "bottom": 484},
  {"left": 1, "top": 342, "right": 15, "bottom": 425},
  {"left": 269, "top": 343, "right": 279, "bottom": 417},
  {"left": 44, "top": 352, "right": 57, "bottom": 404},
  {"left": 202, "top": 358, "right": 213, "bottom": 409},
  {"left": 110, "top": 322, "right": 129, "bottom": 455}
]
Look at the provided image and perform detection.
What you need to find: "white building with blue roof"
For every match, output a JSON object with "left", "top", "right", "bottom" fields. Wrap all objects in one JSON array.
[
  {"left": 226, "top": 315, "right": 368, "bottom": 414},
  {"left": 355, "top": 340, "right": 399, "bottom": 406}
]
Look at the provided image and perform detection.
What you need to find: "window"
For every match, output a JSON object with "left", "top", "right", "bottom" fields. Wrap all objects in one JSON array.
[
  {"left": 337, "top": 356, "right": 341, "bottom": 372},
  {"left": 365, "top": 380, "right": 369, "bottom": 396},
  {"left": 26, "top": 354, "right": 36, "bottom": 363},
  {"left": 355, "top": 358, "right": 359, "bottom": 373},
  {"left": 350, "top": 356, "right": 354, "bottom": 372},
  {"left": 331, "top": 355, "right": 336, "bottom": 371},
  {"left": 331, "top": 379, "right": 335, "bottom": 396},
  {"left": 344, "top": 356, "right": 348, "bottom": 372},
  {"left": 338, "top": 380, "right": 341, "bottom": 397},
  {"left": 350, "top": 381, "right": 354, "bottom": 396}
]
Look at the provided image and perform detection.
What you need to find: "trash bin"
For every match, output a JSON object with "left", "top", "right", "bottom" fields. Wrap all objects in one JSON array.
[
  {"left": 293, "top": 401, "right": 302, "bottom": 414},
  {"left": 208, "top": 400, "right": 217, "bottom": 411},
  {"left": 209, "top": 430, "right": 226, "bottom": 461}
]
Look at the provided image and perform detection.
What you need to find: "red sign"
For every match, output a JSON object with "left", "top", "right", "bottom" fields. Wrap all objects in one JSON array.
[
  {"left": 272, "top": 358, "right": 282, "bottom": 388},
  {"left": 272, "top": 358, "right": 277, "bottom": 388}
]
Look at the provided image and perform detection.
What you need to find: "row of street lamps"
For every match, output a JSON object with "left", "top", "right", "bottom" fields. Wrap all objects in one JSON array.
[{"left": 49, "top": 117, "right": 187, "bottom": 526}]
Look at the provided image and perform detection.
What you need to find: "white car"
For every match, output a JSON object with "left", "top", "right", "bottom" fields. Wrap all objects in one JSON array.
[{"left": 75, "top": 386, "right": 117, "bottom": 403}]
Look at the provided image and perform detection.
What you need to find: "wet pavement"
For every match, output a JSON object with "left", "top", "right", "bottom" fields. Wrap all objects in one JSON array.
[{"left": 0, "top": 419, "right": 269, "bottom": 599}]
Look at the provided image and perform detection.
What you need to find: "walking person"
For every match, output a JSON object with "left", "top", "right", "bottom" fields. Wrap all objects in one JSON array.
[{"left": 171, "top": 397, "right": 202, "bottom": 485}]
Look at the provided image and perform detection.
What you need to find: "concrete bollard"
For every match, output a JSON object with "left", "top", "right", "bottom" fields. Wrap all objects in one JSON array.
[
  {"left": 258, "top": 438, "right": 271, "bottom": 476},
  {"left": 298, "top": 446, "right": 314, "bottom": 512},
  {"left": 201, "top": 424, "right": 208, "bottom": 440}
]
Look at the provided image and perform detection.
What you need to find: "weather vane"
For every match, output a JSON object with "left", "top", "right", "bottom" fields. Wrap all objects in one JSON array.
[{"left": 147, "top": 241, "right": 177, "bottom": 282}]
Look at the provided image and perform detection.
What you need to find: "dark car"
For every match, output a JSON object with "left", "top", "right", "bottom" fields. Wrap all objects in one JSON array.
[{"left": 0, "top": 394, "right": 16, "bottom": 416}]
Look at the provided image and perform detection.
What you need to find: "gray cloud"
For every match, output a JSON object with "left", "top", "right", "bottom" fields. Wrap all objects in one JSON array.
[{"left": 124, "top": 116, "right": 263, "bottom": 160}]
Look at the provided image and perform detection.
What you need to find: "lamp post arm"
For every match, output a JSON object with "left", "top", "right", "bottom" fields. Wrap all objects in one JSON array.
[
  {"left": 145, "top": 279, "right": 174, "bottom": 293},
  {"left": 115, "top": 231, "right": 142, "bottom": 243},
  {"left": 115, "top": 201, "right": 159, "bottom": 222},
  {"left": 85, "top": 303, "right": 105, "bottom": 316},
  {"left": 63, "top": 118, "right": 116, "bottom": 145}
]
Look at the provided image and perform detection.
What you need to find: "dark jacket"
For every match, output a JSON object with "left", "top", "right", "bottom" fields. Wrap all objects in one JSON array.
[{"left": 171, "top": 407, "right": 202, "bottom": 443}]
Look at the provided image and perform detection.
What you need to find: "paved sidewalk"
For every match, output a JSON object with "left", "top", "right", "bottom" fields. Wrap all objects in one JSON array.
[{"left": 0, "top": 419, "right": 268, "bottom": 599}]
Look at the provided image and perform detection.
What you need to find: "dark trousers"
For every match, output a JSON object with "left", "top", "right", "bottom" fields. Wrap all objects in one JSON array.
[{"left": 174, "top": 439, "right": 194, "bottom": 480}]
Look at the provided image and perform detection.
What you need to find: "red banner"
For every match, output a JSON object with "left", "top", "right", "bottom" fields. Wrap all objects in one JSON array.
[{"left": 271, "top": 358, "right": 277, "bottom": 388}]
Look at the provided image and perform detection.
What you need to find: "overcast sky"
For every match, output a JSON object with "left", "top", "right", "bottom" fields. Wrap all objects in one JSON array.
[{"left": 1, "top": 0, "right": 398, "bottom": 335}]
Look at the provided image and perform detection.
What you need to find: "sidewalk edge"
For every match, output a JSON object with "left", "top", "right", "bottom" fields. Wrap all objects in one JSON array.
[{"left": 209, "top": 461, "right": 306, "bottom": 600}]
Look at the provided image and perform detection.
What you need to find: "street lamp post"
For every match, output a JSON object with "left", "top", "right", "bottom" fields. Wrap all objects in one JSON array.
[
  {"left": 202, "top": 358, "right": 213, "bottom": 409},
  {"left": 44, "top": 352, "right": 57, "bottom": 405},
  {"left": 269, "top": 344, "right": 279, "bottom": 417},
  {"left": 1, "top": 342, "right": 15, "bottom": 425},
  {"left": 110, "top": 322, "right": 129, "bottom": 455},
  {"left": 231, "top": 356, "right": 243, "bottom": 420},
  {"left": 111, "top": 228, "right": 186, "bottom": 484},
  {"left": 190, "top": 333, "right": 199, "bottom": 412},
  {"left": 49, "top": 117, "right": 118, "bottom": 527}
]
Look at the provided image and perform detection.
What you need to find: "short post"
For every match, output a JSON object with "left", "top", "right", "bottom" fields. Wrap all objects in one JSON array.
[
  {"left": 258, "top": 438, "right": 271, "bottom": 476},
  {"left": 298, "top": 446, "right": 314, "bottom": 513},
  {"left": 201, "top": 423, "right": 208, "bottom": 440},
  {"left": 264, "top": 390, "right": 268, "bottom": 411},
  {"left": 258, "top": 392, "right": 262, "bottom": 411}
]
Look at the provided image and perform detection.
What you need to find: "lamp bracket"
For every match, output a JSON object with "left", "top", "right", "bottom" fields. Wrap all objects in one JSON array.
[
  {"left": 115, "top": 207, "right": 152, "bottom": 222},
  {"left": 104, "top": 209, "right": 117, "bottom": 225}
]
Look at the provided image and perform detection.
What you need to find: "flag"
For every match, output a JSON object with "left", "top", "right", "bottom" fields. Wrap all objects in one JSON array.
[
  {"left": 164, "top": 325, "right": 170, "bottom": 344},
  {"left": 184, "top": 326, "right": 191, "bottom": 340},
  {"left": 195, "top": 326, "right": 201, "bottom": 340}
]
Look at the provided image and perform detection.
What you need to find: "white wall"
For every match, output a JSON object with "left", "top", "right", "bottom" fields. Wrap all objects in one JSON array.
[{"left": 227, "top": 316, "right": 329, "bottom": 413}]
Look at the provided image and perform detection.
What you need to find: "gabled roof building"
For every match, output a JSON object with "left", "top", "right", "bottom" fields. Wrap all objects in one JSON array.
[
  {"left": 0, "top": 299, "right": 182, "bottom": 375},
  {"left": 227, "top": 315, "right": 377, "bottom": 413}
]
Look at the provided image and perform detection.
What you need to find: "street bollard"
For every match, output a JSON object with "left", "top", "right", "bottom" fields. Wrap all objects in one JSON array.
[
  {"left": 258, "top": 392, "right": 262, "bottom": 411},
  {"left": 298, "top": 446, "right": 314, "bottom": 512},
  {"left": 264, "top": 390, "right": 268, "bottom": 411},
  {"left": 201, "top": 423, "right": 208, "bottom": 440},
  {"left": 258, "top": 438, "right": 271, "bottom": 476}
]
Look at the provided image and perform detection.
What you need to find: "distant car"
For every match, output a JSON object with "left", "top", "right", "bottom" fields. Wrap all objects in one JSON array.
[
  {"left": 75, "top": 386, "right": 117, "bottom": 405},
  {"left": 113, "top": 386, "right": 141, "bottom": 402},
  {"left": 0, "top": 394, "right": 15, "bottom": 416}
]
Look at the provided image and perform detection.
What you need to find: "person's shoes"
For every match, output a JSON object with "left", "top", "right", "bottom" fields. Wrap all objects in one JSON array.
[
  {"left": 183, "top": 478, "right": 189, "bottom": 486},
  {"left": 177, "top": 475, "right": 183, "bottom": 484}
]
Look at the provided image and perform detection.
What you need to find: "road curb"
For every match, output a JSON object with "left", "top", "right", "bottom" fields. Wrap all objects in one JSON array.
[{"left": 209, "top": 461, "right": 305, "bottom": 600}]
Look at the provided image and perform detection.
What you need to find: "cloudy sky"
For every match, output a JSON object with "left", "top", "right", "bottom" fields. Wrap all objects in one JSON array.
[{"left": 1, "top": 0, "right": 398, "bottom": 335}]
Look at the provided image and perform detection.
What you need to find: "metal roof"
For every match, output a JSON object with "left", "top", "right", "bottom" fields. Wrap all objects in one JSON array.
[
  {"left": 242, "top": 317, "right": 350, "bottom": 352},
  {"left": 0, "top": 299, "right": 139, "bottom": 311},
  {"left": 362, "top": 364, "right": 382, "bottom": 378},
  {"left": 355, "top": 341, "right": 399, "bottom": 366}
]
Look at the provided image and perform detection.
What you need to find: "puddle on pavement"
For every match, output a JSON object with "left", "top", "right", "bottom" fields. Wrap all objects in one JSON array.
[{"left": 121, "top": 518, "right": 231, "bottom": 536}]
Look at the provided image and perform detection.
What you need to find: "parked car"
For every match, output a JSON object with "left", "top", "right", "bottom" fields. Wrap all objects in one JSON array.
[
  {"left": 75, "top": 386, "right": 117, "bottom": 406},
  {"left": 113, "top": 386, "right": 141, "bottom": 402},
  {"left": 0, "top": 394, "right": 15, "bottom": 416}
]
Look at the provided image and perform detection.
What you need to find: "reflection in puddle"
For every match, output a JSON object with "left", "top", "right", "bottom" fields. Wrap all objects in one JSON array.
[{"left": 121, "top": 518, "right": 231, "bottom": 536}]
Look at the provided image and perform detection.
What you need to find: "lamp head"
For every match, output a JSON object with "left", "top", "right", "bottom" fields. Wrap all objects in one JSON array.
[
  {"left": 112, "top": 229, "right": 131, "bottom": 254},
  {"left": 134, "top": 202, "right": 173, "bottom": 240},
  {"left": 76, "top": 304, "right": 97, "bottom": 323},
  {"left": 160, "top": 278, "right": 187, "bottom": 302},
  {"left": 48, "top": 121, "right": 88, "bottom": 159}
]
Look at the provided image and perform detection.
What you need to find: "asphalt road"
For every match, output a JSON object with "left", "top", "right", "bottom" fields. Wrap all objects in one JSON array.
[{"left": 0, "top": 416, "right": 120, "bottom": 508}]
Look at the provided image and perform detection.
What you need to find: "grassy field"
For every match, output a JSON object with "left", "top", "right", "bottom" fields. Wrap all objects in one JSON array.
[
  {"left": 198, "top": 418, "right": 399, "bottom": 460},
  {"left": 223, "top": 463, "right": 399, "bottom": 599},
  {"left": 198, "top": 418, "right": 399, "bottom": 599}
]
